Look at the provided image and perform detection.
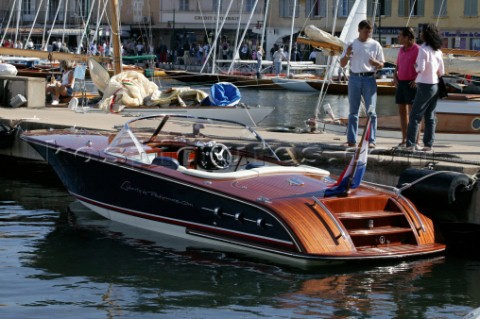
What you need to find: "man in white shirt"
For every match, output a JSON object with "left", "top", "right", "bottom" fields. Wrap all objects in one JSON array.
[{"left": 340, "top": 20, "right": 384, "bottom": 148}]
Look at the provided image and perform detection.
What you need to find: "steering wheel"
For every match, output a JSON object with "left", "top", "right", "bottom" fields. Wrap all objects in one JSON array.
[{"left": 209, "top": 143, "right": 232, "bottom": 169}]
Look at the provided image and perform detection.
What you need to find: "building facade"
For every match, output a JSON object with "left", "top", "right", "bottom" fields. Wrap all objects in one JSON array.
[{"left": 2, "top": 0, "right": 480, "bottom": 53}]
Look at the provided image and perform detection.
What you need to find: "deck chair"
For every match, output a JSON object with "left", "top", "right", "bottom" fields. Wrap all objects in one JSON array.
[{"left": 71, "top": 63, "right": 87, "bottom": 109}]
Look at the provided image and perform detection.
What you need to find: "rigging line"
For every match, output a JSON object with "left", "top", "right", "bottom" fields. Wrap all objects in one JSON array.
[
  {"left": 196, "top": 0, "right": 210, "bottom": 49},
  {"left": 405, "top": 0, "right": 418, "bottom": 27},
  {"left": 314, "top": 0, "right": 340, "bottom": 119},
  {"left": 44, "top": 0, "right": 64, "bottom": 52},
  {"left": 77, "top": 0, "right": 97, "bottom": 54},
  {"left": 228, "top": 0, "right": 260, "bottom": 74},
  {"left": 25, "top": 0, "right": 44, "bottom": 48},
  {"left": 42, "top": 0, "right": 50, "bottom": 50},
  {"left": 62, "top": 0, "right": 68, "bottom": 45},
  {"left": 301, "top": 0, "right": 319, "bottom": 32},
  {"left": 371, "top": 0, "right": 379, "bottom": 29},
  {"left": 232, "top": 0, "right": 244, "bottom": 66},
  {"left": 210, "top": 0, "right": 223, "bottom": 74},
  {"left": 0, "top": 0, "right": 17, "bottom": 46},
  {"left": 259, "top": 0, "right": 270, "bottom": 52},
  {"left": 14, "top": 0, "right": 21, "bottom": 46},
  {"left": 435, "top": 0, "right": 446, "bottom": 26},
  {"left": 201, "top": 0, "right": 235, "bottom": 74},
  {"left": 286, "top": 0, "right": 298, "bottom": 77}
]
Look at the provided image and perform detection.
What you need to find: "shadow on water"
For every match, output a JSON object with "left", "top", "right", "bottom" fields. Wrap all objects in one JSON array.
[{"left": 1, "top": 158, "right": 480, "bottom": 318}]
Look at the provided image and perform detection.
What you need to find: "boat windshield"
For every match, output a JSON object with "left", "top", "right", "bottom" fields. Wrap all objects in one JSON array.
[{"left": 104, "top": 114, "right": 280, "bottom": 165}]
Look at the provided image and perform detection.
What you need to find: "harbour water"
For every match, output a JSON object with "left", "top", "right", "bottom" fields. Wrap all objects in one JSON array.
[
  {"left": 1, "top": 88, "right": 479, "bottom": 318},
  {"left": 1, "top": 159, "right": 480, "bottom": 318},
  {"left": 157, "top": 78, "right": 399, "bottom": 129}
]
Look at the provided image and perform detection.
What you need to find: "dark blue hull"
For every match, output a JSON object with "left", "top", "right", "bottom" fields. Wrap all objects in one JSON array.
[{"left": 30, "top": 141, "right": 300, "bottom": 254}]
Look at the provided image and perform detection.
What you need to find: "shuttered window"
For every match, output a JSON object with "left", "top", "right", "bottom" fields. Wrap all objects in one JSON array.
[
  {"left": 398, "top": 0, "right": 424, "bottom": 17},
  {"left": 367, "top": 0, "right": 392, "bottom": 16},
  {"left": 464, "top": 0, "right": 478, "bottom": 16},
  {"left": 280, "top": 0, "right": 299, "bottom": 18},
  {"left": 338, "top": 0, "right": 355, "bottom": 17},
  {"left": 306, "top": 0, "right": 327, "bottom": 17},
  {"left": 434, "top": 0, "right": 447, "bottom": 16}
]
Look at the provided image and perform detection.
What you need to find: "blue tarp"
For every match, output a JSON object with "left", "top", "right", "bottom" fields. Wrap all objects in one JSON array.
[{"left": 202, "top": 82, "right": 241, "bottom": 106}]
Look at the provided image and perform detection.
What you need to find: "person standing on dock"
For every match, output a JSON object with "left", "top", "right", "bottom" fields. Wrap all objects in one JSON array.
[
  {"left": 393, "top": 27, "right": 420, "bottom": 147},
  {"left": 405, "top": 24, "right": 445, "bottom": 152},
  {"left": 273, "top": 46, "right": 287, "bottom": 77},
  {"left": 256, "top": 47, "right": 263, "bottom": 79},
  {"left": 340, "top": 20, "right": 384, "bottom": 148}
]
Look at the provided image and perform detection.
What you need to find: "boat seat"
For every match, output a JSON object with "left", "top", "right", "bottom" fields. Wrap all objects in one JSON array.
[
  {"left": 245, "top": 162, "right": 264, "bottom": 170},
  {"left": 177, "top": 165, "right": 330, "bottom": 180},
  {"left": 152, "top": 156, "right": 180, "bottom": 170}
]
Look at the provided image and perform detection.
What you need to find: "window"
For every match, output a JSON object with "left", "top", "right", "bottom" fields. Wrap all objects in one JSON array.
[
  {"left": 338, "top": 0, "right": 354, "bottom": 17},
  {"left": 245, "top": 0, "right": 255, "bottom": 12},
  {"left": 434, "top": 0, "right": 447, "bottom": 16},
  {"left": 22, "top": 0, "right": 32, "bottom": 15},
  {"left": 76, "top": 0, "right": 89, "bottom": 17},
  {"left": 306, "top": 0, "right": 326, "bottom": 17},
  {"left": 133, "top": 0, "right": 143, "bottom": 23},
  {"left": 280, "top": 0, "right": 299, "bottom": 18},
  {"left": 367, "top": 0, "right": 392, "bottom": 17},
  {"left": 471, "top": 38, "right": 480, "bottom": 50},
  {"left": 398, "top": 0, "right": 424, "bottom": 17},
  {"left": 464, "top": 0, "right": 478, "bottom": 16},
  {"left": 22, "top": 0, "right": 35, "bottom": 21},
  {"left": 179, "top": 0, "right": 189, "bottom": 11}
]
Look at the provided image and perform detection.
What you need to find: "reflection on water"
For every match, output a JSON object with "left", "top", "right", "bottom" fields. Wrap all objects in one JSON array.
[{"left": 1, "top": 159, "right": 480, "bottom": 318}]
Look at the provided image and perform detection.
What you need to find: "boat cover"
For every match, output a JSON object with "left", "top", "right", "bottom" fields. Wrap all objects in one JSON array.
[
  {"left": 97, "top": 70, "right": 209, "bottom": 112},
  {"left": 203, "top": 82, "right": 241, "bottom": 107},
  {"left": 0, "top": 63, "right": 17, "bottom": 76}
]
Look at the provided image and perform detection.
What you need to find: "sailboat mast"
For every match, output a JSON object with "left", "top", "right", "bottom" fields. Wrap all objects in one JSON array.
[
  {"left": 42, "top": 0, "right": 49, "bottom": 50},
  {"left": 211, "top": 0, "right": 221, "bottom": 74},
  {"left": 15, "top": 0, "right": 22, "bottom": 46},
  {"left": 62, "top": 0, "right": 68, "bottom": 45},
  {"left": 259, "top": 0, "right": 270, "bottom": 53},
  {"left": 286, "top": 0, "right": 297, "bottom": 77},
  {"left": 109, "top": 0, "right": 123, "bottom": 74}
]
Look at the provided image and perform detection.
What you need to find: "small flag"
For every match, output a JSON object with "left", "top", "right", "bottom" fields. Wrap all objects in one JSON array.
[{"left": 323, "top": 118, "right": 371, "bottom": 197}]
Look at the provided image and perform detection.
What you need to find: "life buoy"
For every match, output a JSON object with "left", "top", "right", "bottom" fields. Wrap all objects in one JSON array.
[{"left": 397, "top": 168, "right": 473, "bottom": 212}]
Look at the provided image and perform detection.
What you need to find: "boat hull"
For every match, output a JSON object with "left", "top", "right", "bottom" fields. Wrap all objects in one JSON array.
[
  {"left": 165, "top": 70, "right": 283, "bottom": 90},
  {"left": 22, "top": 116, "right": 445, "bottom": 267},
  {"left": 307, "top": 80, "right": 396, "bottom": 95}
]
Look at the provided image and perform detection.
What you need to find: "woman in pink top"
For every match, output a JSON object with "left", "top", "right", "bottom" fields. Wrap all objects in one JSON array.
[
  {"left": 405, "top": 24, "right": 445, "bottom": 152},
  {"left": 393, "top": 27, "right": 419, "bottom": 147}
]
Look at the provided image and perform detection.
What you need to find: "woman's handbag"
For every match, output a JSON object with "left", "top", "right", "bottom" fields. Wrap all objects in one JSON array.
[{"left": 438, "top": 76, "right": 448, "bottom": 99}]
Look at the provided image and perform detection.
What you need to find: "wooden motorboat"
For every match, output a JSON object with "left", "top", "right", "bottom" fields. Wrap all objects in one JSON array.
[{"left": 21, "top": 114, "right": 445, "bottom": 266}]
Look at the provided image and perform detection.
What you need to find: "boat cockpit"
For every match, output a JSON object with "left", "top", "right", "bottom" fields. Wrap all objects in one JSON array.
[{"left": 104, "top": 114, "right": 330, "bottom": 179}]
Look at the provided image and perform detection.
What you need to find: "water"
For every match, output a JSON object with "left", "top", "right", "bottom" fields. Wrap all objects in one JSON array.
[
  {"left": 1, "top": 159, "right": 480, "bottom": 319},
  {"left": 156, "top": 78, "right": 399, "bottom": 129}
]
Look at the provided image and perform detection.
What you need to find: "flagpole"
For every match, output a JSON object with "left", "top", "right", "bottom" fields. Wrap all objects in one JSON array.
[{"left": 344, "top": 114, "right": 372, "bottom": 194}]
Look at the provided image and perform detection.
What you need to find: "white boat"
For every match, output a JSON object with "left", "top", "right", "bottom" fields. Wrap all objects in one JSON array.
[{"left": 271, "top": 77, "right": 319, "bottom": 92}]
